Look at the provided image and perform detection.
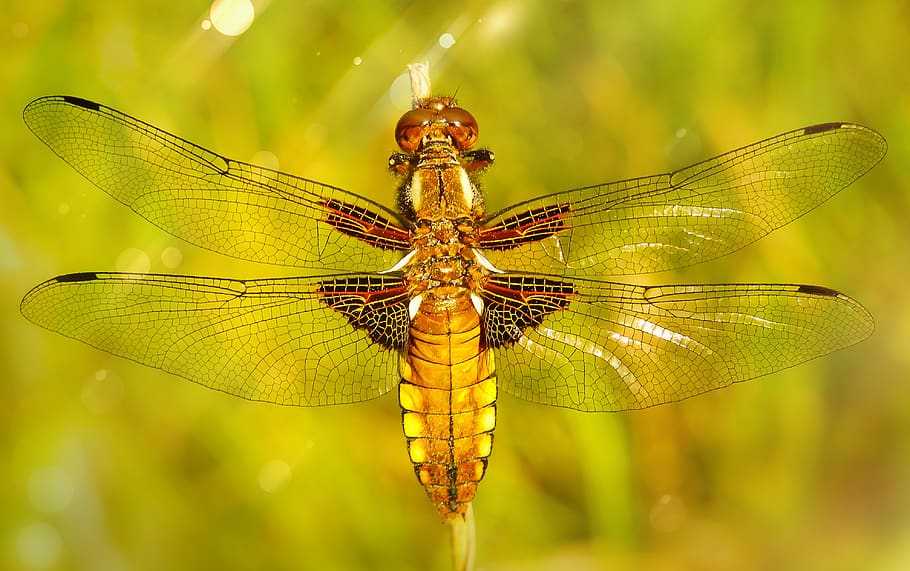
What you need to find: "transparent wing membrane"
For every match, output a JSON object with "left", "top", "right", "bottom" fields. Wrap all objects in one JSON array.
[
  {"left": 480, "top": 123, "right": 886, "bottom": 277},
  {"left": 23, "top": 96, "right": 410, "bottom": 272},
  {"left": 494, "top": 277, "right": 874, "bottom": 411},
  {"left": 20, "top": 272, "right": 402, "bottom": 406}
]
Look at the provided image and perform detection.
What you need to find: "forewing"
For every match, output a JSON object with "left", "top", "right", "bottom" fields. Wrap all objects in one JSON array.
[
  {"left": 493, "top": 276, "right": 873, "bottom": 411},
  {"left": 23, "top": 96, "right": 410, "bottom": 271},
  {"left": 479, "top": 123, "right": 886, "bottom": 277},
  {"left": 20, "top": 272, "right": 408, "bottom": 406}
]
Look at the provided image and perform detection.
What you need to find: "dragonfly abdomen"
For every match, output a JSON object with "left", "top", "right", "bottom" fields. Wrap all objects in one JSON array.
[{"left": 399, "top": 294, "right": 497, "bottom": 519}]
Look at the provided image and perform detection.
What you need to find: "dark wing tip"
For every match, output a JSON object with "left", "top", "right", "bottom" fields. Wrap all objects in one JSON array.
[
  {"left": 802, "top": 121, "right": 887, "bottom": 149},
  {"left": 796, "top": 284, "right": 841, "bottom": 297},
  {"left": 802, "top": 122, "right": 847, "bottom": 135},
  {"left": 61, "top": 95, "right": 101, "bottom": 111},
  {"left": 802, "top": 121, "right": 887, "bottom": 172},
  {"left": 23, "top": 95, "right": 103, "bottom": 131},
  {"left": 55, "top": 272, "right": 100, "bottom": 283}
]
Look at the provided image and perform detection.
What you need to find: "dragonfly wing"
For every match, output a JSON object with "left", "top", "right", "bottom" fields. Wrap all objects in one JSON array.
[
  {"left": 20, "top": 272, "right": 410, "bottom": 406},
  {"left": 23, "top": 96, "right": 411, "bottom": 272},
  {"left": 479, "top": 123, "right": 886, "bottom": 277},
  {"left": 490, "top": 276, "right": 873, "bottom": 411}
]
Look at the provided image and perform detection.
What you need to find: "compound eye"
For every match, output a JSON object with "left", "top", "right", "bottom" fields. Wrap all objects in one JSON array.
[
  {"left": 442, "top": 107, "right": 478, "bottom": 150},
  {"left": 395, "top": 108, "right": 435, "bottom": 152}
]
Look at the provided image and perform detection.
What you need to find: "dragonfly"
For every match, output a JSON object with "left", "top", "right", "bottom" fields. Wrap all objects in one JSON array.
[{"left": 21, "top": 92, "right": 885, "bottom": 520}]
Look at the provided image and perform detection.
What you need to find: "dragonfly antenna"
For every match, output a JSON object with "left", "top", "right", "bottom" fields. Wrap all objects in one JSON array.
[{"left": 408, "top": 61, "right": 432, "bottom": 106}]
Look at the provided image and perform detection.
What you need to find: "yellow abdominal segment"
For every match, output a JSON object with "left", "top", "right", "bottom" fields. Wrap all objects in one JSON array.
[{"left": 399, "top": 294, "right": 497, "bottom": 519}]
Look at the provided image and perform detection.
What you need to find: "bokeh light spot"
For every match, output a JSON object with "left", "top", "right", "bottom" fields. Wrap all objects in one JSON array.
[
  {"left": 478, "top": 2, "right": 521, "bottom": 40},
  {"left": 353, "top": 56, "right": 363, "bottom": 66},
  {"left": 209, "top": 0, "right": 255, "bottom": 37},
  {"left": 258, "top": 459, "right": 292, "bottom": 493},
  {"left": 160, "top": 246, "right": 183, "bottom": 269},
  {"left": 439, "top": 33, "right": 456, "bottom": 49},
  {"left": 16, "top": 522, "right": 63, "bottom": 569},
  {"left": 28, "top": 468, "right": 76, "bottom": 514},
  {"left": 251, "top": 150, "right": 279, "bottom": 171},
  {"left": 116, "top": 248, "right": 150, "bottom": 273}
]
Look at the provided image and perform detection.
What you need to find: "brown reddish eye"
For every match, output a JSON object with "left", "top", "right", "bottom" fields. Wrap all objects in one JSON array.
[
  {"left": 396, "top": 126, "right": 424, "bottom": 152},
  {"left": 442, "top": 107, "right": 478, "bottom": 150},
  {"left": 395, "top": 108, "right": 435, "bottom": 151},
  {"left": 445, "top": 124, "right": 478, "bottom": 150}
]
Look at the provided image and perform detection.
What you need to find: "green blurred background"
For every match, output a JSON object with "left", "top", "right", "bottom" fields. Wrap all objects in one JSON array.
[{"left": 2, "top": 1, "right": 909, "bottom": 570}]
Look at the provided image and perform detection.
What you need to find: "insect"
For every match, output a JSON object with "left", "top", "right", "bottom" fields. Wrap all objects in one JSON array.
[{"left": 21, "top": 91, "right": 885, "bottom": 520}]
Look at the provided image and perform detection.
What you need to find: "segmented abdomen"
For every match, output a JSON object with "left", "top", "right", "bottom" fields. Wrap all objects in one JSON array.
[{"left": 398, "top": 294, "right": 497, "bottom": 519}]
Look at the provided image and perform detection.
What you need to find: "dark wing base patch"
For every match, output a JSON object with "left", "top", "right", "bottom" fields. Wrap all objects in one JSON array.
[
  {"left": 321, "top": 198, "right": 411, "bottom": 250},
  {"left": 478, "top": 203, "right": 571, "bottom": 250},
  {"left": 481, "top": 275, "right": 575, "bottom": 347},
  {"left": 317, "top": 276, "right": 410, "bottom": 350}
]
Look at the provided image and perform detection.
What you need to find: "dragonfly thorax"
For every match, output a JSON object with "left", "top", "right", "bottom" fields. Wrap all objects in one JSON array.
[
  {"left": 400, "top": 214, "right": 490, "bottom": 319},
  {"left": 391, "top": 98, "right": 491, "bottom": 221}
]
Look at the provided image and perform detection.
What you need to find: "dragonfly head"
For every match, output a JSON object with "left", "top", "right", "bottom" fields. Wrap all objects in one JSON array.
[{"left": 395, "top": 96, "right": 478, "bottom": 153}]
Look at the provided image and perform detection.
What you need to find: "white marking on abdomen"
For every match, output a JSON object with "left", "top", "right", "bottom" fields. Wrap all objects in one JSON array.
[{"left": 408, "top": 295, "right": 424, "bottom": 320}]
